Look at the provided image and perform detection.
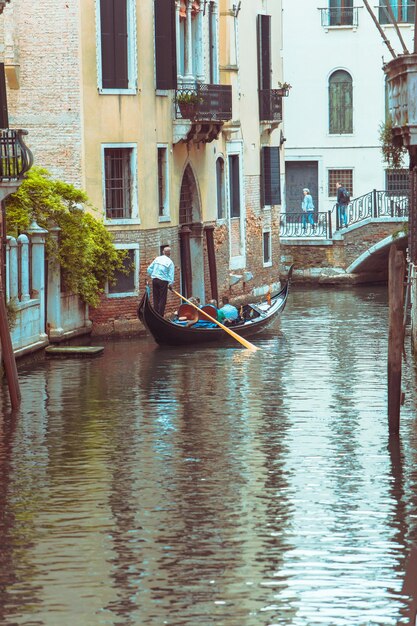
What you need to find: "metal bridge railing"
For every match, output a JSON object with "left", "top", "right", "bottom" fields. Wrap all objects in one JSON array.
[
  {"left": 334, "top": 189, "right": 409, "bottom": 231},
  {"left": 280, "top": 211, "right": 333, "bottom": 239},
  {"left": 280, "top": 190, "right": 408, "bottom": 239}
]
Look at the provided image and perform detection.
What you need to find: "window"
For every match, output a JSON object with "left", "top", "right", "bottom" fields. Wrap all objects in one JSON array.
[
  {"left": 329, "top": 70, "right": 353, "bottom": 134},
  {"left": 216, "top": 157, "right": 225, "bottom": 219},
  {"left": 328, "top": 169, "right": 353, "bottom": 196},
  {"left": 379, "top": 1, "right": 415, "bottom": 24},
  {"left": 177, "top": 0, "right": 205, "bottom": 82},
  {"left": 385, "top": 169, "right": 410, "bottom": 194},
  {"left": 263, "top": 231, "right": 272, "bottom": 266},
  {"left": 154, "top": 0, "right": 177, "bottom": 89},
  {"left": 103, "top": 145, "right": 138, "bottom": 221},
  {"left": 108, "top": 247, "right": 138, "bottom": 296},
  {"left": 228, "top": 154, "right": 241, "bottom": 218},
  {"left": 157, "top": 146, "right": 170, "bottom": 220},
  {"left": 329, "top": 0, "right": 354, "bottom": 25},
  {"left": 261, "top": 147, "right": 281, "bottom": 207},
  {"left": 98, "top": 0, "right": 136, "bottom": 93}
]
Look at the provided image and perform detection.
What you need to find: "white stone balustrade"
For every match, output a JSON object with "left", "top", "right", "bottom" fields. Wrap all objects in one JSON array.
[
  {"left": 17, "top": 234, "right": 30, "bottom": 302},
  {"left": 6, "top": 236, "right": 18, "bottom": 301}
]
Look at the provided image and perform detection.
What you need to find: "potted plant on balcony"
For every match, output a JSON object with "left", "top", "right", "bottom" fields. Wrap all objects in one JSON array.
[
  {"left": 177, "top": 92, "right": 202, "bottom": 119},
  {"left": 277, "top": 81, "right": 292, "bottom": 97}
]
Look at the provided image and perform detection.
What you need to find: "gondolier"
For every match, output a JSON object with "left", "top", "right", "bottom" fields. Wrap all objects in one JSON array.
[{"left": 147, "top": 246, "right": 174, "bottom": 316}]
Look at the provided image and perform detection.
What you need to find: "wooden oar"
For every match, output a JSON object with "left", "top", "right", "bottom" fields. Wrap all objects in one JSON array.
[{"left": 171, "top": 289, "right": 260, "bottom": 352}]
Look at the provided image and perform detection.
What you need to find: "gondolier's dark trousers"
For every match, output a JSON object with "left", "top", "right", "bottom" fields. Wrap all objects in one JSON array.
[{"left": 152, "top": 278, "right": 169, "bottom": 316}]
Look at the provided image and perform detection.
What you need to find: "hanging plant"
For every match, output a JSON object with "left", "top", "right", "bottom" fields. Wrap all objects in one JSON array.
[
  {"left": 6, "top": 167, "right": 127, "bottom": 307},
  {"left": 379, "top": 117, "right": 407, "bottom": 168}
]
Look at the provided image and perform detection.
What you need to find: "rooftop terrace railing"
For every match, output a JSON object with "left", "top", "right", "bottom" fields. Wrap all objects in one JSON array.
[{"left": 319, "top": 7, "right": 359, "bottom": 27}]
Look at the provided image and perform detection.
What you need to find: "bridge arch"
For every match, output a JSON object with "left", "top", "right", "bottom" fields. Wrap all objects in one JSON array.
[{"left": 346, "top": 230, "right": 407, "bottom": 275}]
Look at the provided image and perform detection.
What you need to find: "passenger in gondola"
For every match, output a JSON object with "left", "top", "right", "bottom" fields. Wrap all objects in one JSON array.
[{"left": 217, "top": 296, "right": 239, "bottom": 325}]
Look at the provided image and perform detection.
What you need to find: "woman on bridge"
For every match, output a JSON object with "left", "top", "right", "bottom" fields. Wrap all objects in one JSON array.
[{"left": 301, "top": 188, "right": 315, "bottom": 232}]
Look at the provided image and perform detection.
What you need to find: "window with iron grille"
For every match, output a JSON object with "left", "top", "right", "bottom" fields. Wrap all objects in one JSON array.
[
  {"left": 179, "top": 166, "right": 195, "bottom": 224},
  {"left": 104, "top": 147, "right": 133, "bottom": 219},
  {"left": 379, "top": 1, "right": 415, "bottom": 24},
  {"left": 157, "top": 146, "right": 169, "bottom": 219},
  {"left": 99, "top": 0, "right": 136, "bottom": 92},
  {"left": 329, "top": 70, "right": 353, "bottom": 134},
  {"left": 263, "top": 230, "right": 272, "bottom": 265},
  {"left": 328, "top": 169, "right": 353, "bottom": 197},
  {"left": 385, "top": 169, "right": 410, "bottom": 194}
]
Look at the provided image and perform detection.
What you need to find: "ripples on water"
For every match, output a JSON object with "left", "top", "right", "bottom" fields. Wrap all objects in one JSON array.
[{"left": 1, "top": 286, "right": 417, "bottom": 625}]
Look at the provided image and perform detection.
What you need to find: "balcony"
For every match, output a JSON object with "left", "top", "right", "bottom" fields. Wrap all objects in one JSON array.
[
  {"left": 319, "top": 7, "right": 359, "bottom": 28},
  {"left": 0, "top": 129, "right": 34, "bottom": 200},
  {"left": 258, "top": 89, "right": 284, "bottom": 124},
  {"left": 174, "top": 84, "right": 232, "bottom": 144}
]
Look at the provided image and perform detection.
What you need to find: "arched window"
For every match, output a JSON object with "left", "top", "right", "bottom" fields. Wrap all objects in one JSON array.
[
  {"left": 329, "top": 70, "right": 353, "bottom": 134},
  {"left": 216, "top": 157, "right": 225, "bottom": 219}
]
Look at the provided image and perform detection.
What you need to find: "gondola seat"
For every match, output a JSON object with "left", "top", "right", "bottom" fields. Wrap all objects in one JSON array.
[
  {"left": 177, "top": 304, "right": 199, "bottom": 323},
  {"left": 198, "top": 305, "right": 218, "bottom": 321}
]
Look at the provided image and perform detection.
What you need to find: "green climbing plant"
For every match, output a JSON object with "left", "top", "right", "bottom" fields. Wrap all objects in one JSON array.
[
  {"left": 379, "top": 117, "right": 407, "bottom": 168},
  {"left": 6, "top": 167, "right": 127, "bottom": 307}
]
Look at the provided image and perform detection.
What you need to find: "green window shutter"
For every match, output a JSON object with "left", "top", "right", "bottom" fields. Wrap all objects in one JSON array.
[
  {"left": 261, "top": 147, "right": 281, "bottom": 206},
  {"left": 154, "top": 0, "right": 177, "bottom": 89},
  {"left": 100, "top": 0, "right": 128, "bottom": 89}
]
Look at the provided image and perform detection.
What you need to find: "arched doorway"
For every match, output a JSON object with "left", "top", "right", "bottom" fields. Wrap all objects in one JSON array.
[{"left": 179, "top": 165, "right": 205, "bottom": 301}]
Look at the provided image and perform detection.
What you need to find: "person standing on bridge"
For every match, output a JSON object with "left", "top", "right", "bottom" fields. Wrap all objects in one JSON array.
[
  {"left": 336, "top": 181, "right": 350, "bottom": 228},
  {"left": 301, "top": 188, "right": 315, "bottom": 232},
  {"left": 147, "top": 246, "right": 175, "bottom": 316}
]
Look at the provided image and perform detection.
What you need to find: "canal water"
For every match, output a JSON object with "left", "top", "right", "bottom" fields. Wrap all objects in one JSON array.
[{"left": 1, "top": 286, "right": 417, "bottom": 626}]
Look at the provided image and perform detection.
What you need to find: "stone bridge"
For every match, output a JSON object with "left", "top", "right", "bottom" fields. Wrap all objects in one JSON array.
[{"left": 279, "top": 189, "right": 408, "bottom": 283}]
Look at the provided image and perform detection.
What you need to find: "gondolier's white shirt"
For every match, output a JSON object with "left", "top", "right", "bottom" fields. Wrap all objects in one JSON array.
[{"left": 147, "top": 255, "right": 175, "bottom": 284}]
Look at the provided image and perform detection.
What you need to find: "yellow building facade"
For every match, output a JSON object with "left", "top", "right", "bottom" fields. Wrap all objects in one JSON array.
[{"left": 1, "top": 0, "right": 286, "bottom": 332}]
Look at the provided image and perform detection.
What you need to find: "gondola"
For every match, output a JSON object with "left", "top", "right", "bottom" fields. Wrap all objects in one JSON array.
[{"left": 137, "top": 265, "right": 294, "bottom": 347}]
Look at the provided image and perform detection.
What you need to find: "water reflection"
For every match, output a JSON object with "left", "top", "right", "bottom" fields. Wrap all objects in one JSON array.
[{"left": 0, "top": 286, "right": 417, "bottom": 624}]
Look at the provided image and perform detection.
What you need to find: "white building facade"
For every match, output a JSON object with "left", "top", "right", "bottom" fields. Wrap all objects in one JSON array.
[{"left": 281, "top": 1, "right": 414, "bottom": 217}]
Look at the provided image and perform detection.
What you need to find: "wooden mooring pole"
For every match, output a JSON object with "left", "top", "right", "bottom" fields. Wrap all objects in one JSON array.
[
  {"left": 0, "top": 200, "right": 20, "bottom": 409},
  {"left": 388, "top": 244, "right": 405, "bottom": 435}
]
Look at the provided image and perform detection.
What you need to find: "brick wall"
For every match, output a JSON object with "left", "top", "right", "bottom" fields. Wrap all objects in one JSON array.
[{"left": 5, "top": 0, "right": 83, "bottom": 187}]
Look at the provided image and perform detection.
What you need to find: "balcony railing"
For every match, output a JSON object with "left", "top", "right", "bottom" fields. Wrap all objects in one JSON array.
[
  {"left": 333, "top": 189, "right": 409, "bottom": 230},
  {"left": 0, "top": 129, "right": 33, "bottom": 182},
  {"left": 258, "top": 89, "right": 284, "bottom": 123},
  {"left": 175, "top": 84, "right": 232, "bottom": 122},
  {"left": 319, "top": 7, "right": 359, "bottom": 27}
]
